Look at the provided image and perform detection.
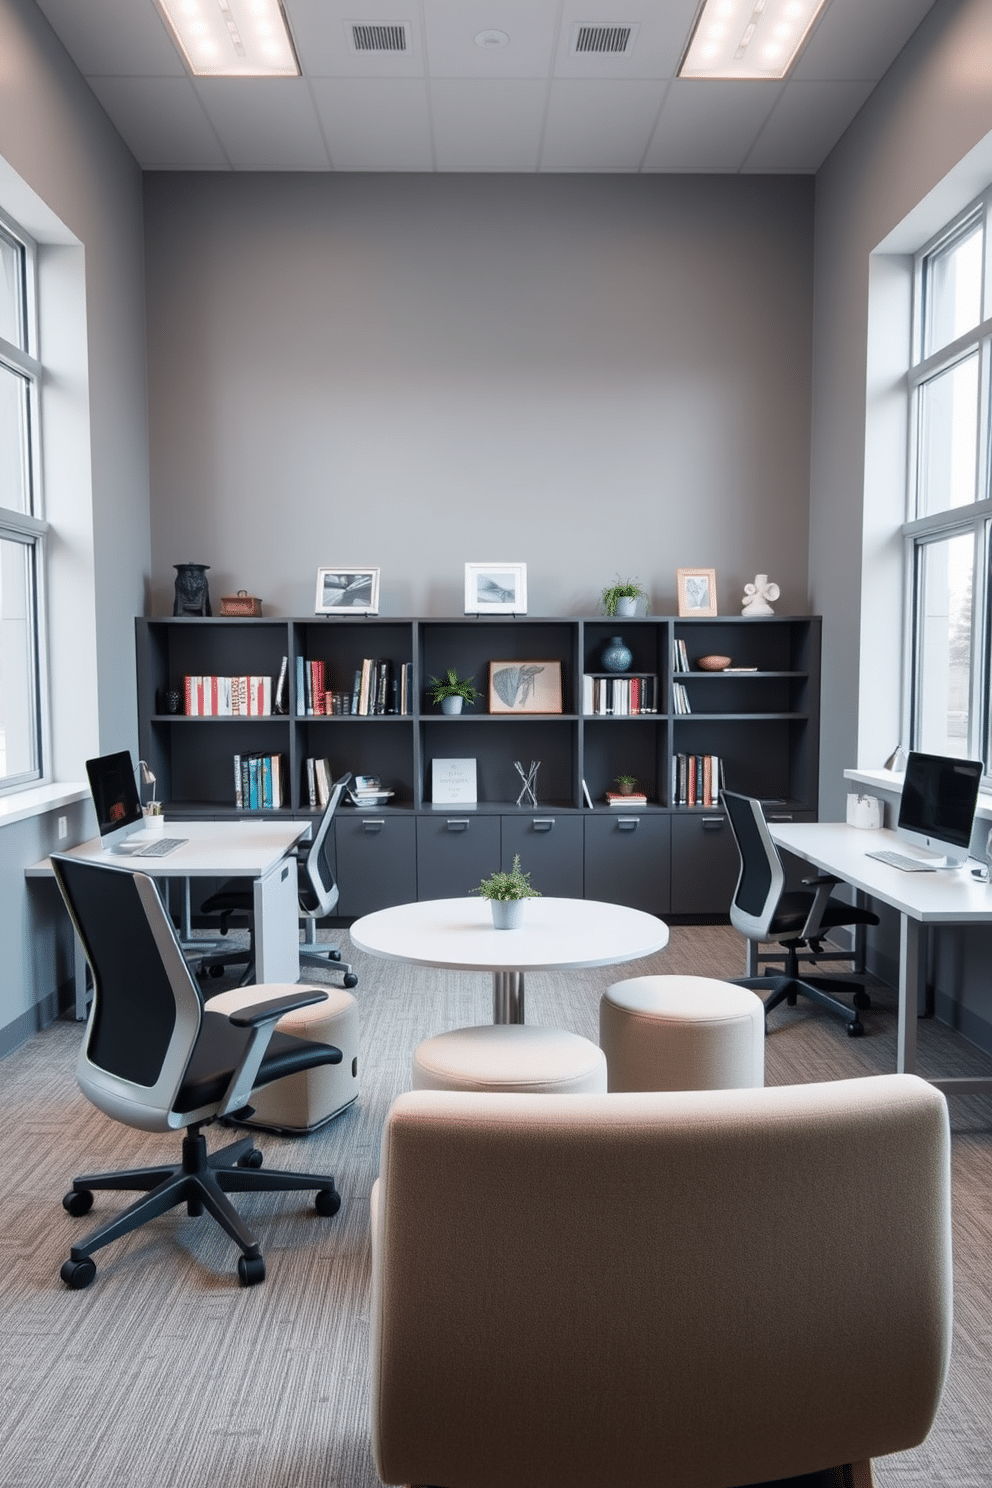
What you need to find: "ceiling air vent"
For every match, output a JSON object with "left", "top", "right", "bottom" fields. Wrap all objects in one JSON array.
[
  {"left": 349, "top": 21, "right": 411, "bottom": 53},
  {"left": 571, "top": 23, "right": 638, "bottom": 55}
]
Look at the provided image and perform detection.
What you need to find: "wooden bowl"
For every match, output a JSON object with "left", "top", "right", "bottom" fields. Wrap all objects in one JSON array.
[{"left": 697, "top": 655, "right": 731, "bottom": 671}]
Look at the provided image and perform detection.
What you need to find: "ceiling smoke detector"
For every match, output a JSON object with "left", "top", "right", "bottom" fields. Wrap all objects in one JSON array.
[{"left": 475, "top": 29, "right": 510, "bottom": 48}]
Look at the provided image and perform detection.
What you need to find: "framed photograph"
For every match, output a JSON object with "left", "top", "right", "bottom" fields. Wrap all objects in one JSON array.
[
  {"left": 465, "top": 562, "right": 527, "bottom": 615},
  {"left": 315, "top": 567, "right": 380, "bottom": 615},
  {"left": 676, "top": 567, "right": 718, "bottom": 617},
  {"left": 489, "top": 660, "right": 562, "bottom": 714}
]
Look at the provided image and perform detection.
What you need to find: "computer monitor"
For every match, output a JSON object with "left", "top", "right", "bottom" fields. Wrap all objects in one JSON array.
[
  {"left": 86, "top": 750, "right": 144, "bottom": 850},
  {"left": 896, "top": 751, "right": 984, "bottom": 867}
]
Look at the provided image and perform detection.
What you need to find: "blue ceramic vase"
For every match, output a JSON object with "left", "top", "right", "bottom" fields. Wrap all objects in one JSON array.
[{"left": 601, "top": 636, "right": 633, "bottom": 673}]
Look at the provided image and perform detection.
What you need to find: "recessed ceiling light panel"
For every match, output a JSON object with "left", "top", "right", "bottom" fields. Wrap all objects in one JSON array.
[
  {"left": 156, "top": 0, "right": 300, "bottom": 78},
  {"left": 679, "top": 0, "right": 829, "bottom": 80}
]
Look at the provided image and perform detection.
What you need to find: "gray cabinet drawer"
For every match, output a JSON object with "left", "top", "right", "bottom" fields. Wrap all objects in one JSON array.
[
  {"left": 670, "top": 812, "right": 739, "bottom": 915},
  {"left": 501, "top": 815, "right": 584, "bottom": 898},
  {"left": 583, "top": 813, "right": 670, "bottom": 915},
  {"left": 334, "top": 814, "right": 417, "bottom": 917},
  {"left": 416, "top": 813, "right": 501, "bottom": 901}
]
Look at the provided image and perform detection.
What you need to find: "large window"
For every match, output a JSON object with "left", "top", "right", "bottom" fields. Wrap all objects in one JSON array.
[
  {"left": 0, "top": 212, "right": 46, "bottom": 791},
  {"left": 906, "top": 198, "right": 992, "bottom": 766}
]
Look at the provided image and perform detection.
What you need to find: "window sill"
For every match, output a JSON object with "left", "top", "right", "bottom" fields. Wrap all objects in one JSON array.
[
  {"left": 844, "top": 767, "right": 992, "bottom": 822},
  {"left": 0, "top": 782, "right": 88, "bottom": 829}
]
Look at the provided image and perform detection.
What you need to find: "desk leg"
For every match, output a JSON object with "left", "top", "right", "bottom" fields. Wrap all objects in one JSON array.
[
  {"left": 897, "top": 914, "right": 926, "bottom": 1074},
  {"left": 254, "top": 858, "right": 301, "bottom": 985},
  {"left": 493, "top": 972, "right": 525, "bottom": 1024}
]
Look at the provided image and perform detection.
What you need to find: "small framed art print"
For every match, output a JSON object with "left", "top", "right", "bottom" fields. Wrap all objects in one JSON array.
[
  {"left": 315, "top": 567, "right": 380, "bottom": 615},
  {"left": 489, "top": 660, "right": 562, "bottom": 714},
  {"left": 464, "top": 562, "right": 527, "bottom": 615},
  {"left": 676, "top": 568, "right": 717, "bottom": 618}
]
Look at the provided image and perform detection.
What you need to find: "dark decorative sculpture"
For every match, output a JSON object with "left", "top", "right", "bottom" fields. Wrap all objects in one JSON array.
[{"left": 173, "top": 563, "right": 211, "bottom": 617}]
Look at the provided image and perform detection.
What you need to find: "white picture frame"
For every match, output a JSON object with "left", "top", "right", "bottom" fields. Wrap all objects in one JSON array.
[
  {"left": 676, "top": 567, "right": 717, "bottom": 618},
  {"left": 431, "top": 758, "right": 478, "bottom": 805},
  {"left": 315, "top": 567, "right": 380, "bottom": 615},
  {"left": 464, "top": 562, "right": 527, "bottom": 615}
]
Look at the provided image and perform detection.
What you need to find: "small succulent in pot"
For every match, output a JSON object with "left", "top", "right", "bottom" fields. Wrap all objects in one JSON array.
[
  {"left": 600, "top": 576, "right": 649, "bottom": 618},
  {"left": 475, "top": 854, "right": 541, "bottom": 929},
  {"left": 428, "top": 667, "right": 480, "bottom": 714},
  {"left": 614, "top": 774, "right": 638, "bottom": 796}
]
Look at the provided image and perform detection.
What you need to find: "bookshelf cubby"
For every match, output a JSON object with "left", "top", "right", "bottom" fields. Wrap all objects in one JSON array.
[{"left": 136, "top": 613, "right": 819, "bottom": 918}]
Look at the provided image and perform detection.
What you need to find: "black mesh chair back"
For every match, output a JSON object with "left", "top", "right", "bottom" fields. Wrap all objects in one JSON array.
[
  {"left": 723, "top": 790, "right": 785, "bottom": 940},
  {"left": 299, "top": 772, "right": 350, "bottom": 917}
]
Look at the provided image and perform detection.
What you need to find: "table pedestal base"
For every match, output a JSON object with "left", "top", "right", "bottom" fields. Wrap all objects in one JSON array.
[{"left": 493, "top": 971, "right": 525, "bottom": 1024}]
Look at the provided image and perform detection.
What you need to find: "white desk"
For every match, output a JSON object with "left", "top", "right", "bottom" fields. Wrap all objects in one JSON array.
[
  {"left": 27, "top": 820, "right": 309, "bottom": 1018},
  {"left": 351, "top": 896, "right": 669, "bottom": 1023},
  {"left": 769, "top": 821, "right": 992, "bottom": 1096}
]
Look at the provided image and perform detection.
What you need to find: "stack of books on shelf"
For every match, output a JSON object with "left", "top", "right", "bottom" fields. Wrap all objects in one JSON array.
[
  {"left": 297, "top": 658, "right": 413, "bottom": 716},
  {"left": 672, "top": 754, "right": 723, "bottom": 807},
  {"left": 605, "top": 790, "right": 648, "bottom": 808},
  {"left": 233, "top": 752, "right": 284, "bottom": 809},
  {"left": 672, "top": 682, "right": 691, "bottom": 714},
  {"left": 671, "top": 638, "right": 690, "bottom": 673},
  {"left": 582, "top": 674, "right": 658, "bottom": 715},
  {"left": 304, "top": 756, "right": 334, "bottom": 808},
  {"left": 347, "top": 775, "right": 394, "bottom": 808},
  {"left": 184, "top": 675, "right": 274, "bottom": 715}
]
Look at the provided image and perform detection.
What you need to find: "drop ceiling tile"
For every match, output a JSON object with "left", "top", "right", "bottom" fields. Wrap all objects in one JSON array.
[
  {"left": 310, "top": 78, "right": 433, "bottom": 169},
  {"left": 34, "top": 0, "right": 185, "bottom": 77},
  {"left": 553, "top": 0, "right": 699, "bottom": 79},
  {"left": 424, "top": 0, "right": 558, "bottom": 80},
  {"left": 644, "top": 80, "right": 781, "bottom": 172},
  {"left": 286, "top": 0, "right": 425, "bottom": 77},
  {"left": 196, "top": 80, "right": 331, "bottom": 169},
  {"left": 744, "top": 77, "right": 876, "bottom": 171},
  {"left": 86, "top": 76, "right": 229, "bottom": 168},
  {"left": 541, "top": 80, "right": 665, "bottom": 171},
  {"left": 793, "top": 0, "right": 938, "bottom": 82},
  {"left": 431, "top": 80, "right": 546, "bottom": 171}
]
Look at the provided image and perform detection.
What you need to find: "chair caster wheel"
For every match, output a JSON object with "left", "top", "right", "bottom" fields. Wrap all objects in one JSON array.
[
  {"left": 328, "top": 949, "right": 342, "bottom": 962},
  {"left": 237, "top": 1253, "right": 266, "bottom": 1287},
  {"left": 853, "top": 990, "right": 872, "bottom": 1010},
  {"left": 238, "top": 1148, "right": 264, "bottom": 1169},
  {"left": 315, "top": 1187, "right": 341, "bottom": 1217},
  {"left": 63, "top": 1189, "right": 94, "bottom": 1217},
  {"left": 209, "top": 965, "right": 225, "bottom": 978},
  {"left": 847, "top": 1020, "right": 865, "bottom": 1037},
  {"left": 61, "top": 1256, "right": 96, "bottom": 1289},
  {"left": 343, "top": 973, "right": 358, "bottom": 989}
]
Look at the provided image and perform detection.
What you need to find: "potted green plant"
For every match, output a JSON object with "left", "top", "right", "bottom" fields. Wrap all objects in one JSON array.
[
  {"left": 428, "top": 667, "right": 481, "bottom": 715},
  {"left": 600, "top": 575, "right": 649, "bottom": 618},
  {"left": 614, "top": 773, "right": 637, "bottom": 796},
  {"left": 474, "top": 854, "right": 541, "bottom": 929}
]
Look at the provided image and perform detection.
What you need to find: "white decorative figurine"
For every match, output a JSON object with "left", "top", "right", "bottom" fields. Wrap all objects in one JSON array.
[{"left": 742, "top": 574, "right": 780, "bottom": 616}]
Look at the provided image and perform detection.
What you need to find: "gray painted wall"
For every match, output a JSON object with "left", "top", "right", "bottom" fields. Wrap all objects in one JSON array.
[
  {"left": 0, "top": 0, "right": 149, "bottom": 1045},
  {"left": 143, "top": 172, "right": 814, "bottom": 620},
  {"left": 810, "top": 0, "right": 992, "bottom": 1042}
]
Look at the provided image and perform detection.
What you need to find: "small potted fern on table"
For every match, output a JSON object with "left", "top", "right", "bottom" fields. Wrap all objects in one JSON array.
[{"left": 474, "top": 854, "right": 541, "bottom": 929}]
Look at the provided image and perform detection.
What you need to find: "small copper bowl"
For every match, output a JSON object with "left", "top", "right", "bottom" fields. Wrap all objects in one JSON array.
[{"left": 697, "top": 654, "right": 731, "bottom": 671}]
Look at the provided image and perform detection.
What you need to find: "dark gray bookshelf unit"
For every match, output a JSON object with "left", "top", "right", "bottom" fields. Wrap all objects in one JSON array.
[{"left": 136, "top": 613, "right": 820, "bottom": 919}]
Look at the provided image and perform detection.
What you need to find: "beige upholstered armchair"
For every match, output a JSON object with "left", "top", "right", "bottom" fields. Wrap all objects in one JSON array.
[{"left": 370, "top": 1075, "right": 951, "bottom": 1488}]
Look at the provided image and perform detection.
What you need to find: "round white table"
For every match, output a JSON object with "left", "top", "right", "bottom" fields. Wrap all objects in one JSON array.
[{"left": 350, "top": 896, "right": 670, "bottom": 1023}]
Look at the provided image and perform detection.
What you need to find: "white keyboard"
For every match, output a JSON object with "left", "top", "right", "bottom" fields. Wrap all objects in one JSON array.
[
  {"left": 866, "top": 848, "right": 938, "bottom": 873},
  {"left": 112, "top": 836, "right": 188, "bottom": 858}
]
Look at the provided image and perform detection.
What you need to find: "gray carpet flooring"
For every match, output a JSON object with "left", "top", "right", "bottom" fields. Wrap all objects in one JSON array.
[{"left": 2, "top": 924, "right": 991, "bottom": 1488}]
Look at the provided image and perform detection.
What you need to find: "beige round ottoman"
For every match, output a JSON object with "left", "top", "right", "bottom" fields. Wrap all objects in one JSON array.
[
  {"left": 206, "top": 983, "right": 359, "bottom": 1132},
  {"left": 412, "top": 1024, "right": 607, "bottom": 1094},
  {"left": 600, "top": 976, "right": 764, "bottom": 1092}
]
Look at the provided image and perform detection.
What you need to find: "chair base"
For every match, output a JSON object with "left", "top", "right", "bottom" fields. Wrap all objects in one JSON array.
[
  {"left": 196, "top": 945, "right": 358, "bottom": 991},
  {"left": 60, "top": 1127, "right": 340, "bottom": 1288},
  {"left": 735, "top": 973, "right": 870, "bottom": 1038}
]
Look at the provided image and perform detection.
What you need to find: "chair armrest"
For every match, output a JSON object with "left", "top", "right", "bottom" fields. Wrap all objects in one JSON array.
[
  {"left": 226, "top": 989, "right": 325, "bottom": 1029},
  {"left": 800, "top": 878, "right": 840, "bottom": 939},
  {"left": 801, "top": 874, "right": 841, "bottom": 887}
]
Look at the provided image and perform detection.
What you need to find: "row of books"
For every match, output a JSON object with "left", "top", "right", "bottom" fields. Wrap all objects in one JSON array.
[
  {"left": 671, "top": 638, "right": 691, "bottom": 673},
  {"left": 184, "top": 674, "right": 276, "bottom": 716},
  {"left": 672, "top": 682, "right": 692, "bottom": 714},
  {"left": 672, "top": 753, "right": 723, "bottom": 808},
  {"left": 233, "top": 752, "right": 285, "bottom": 809},
  {"left": 296, "top": 657, "right": 414, "bottom": 716},
  {"left": 304, "top": 756, "right": 335, "bottom": 809},
  {"left": 582, "top": 673, "right": 659, "bottom": 716}
]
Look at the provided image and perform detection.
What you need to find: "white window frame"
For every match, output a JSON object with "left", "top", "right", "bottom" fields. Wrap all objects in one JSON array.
[
  {"left": 0, "top": 205, "right": 50, "bottom": 794},
  {"left": 903, "top": 192, "right": 992, "bottom": 775}
]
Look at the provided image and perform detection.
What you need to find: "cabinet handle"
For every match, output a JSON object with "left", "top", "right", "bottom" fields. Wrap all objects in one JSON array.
[
  {"left": 617, "top": 817, "right": 640, "bottom": 831},
  {"left": 532, "top": 818, "right": 555, "bottom": 832},
  {"left": 701, "top": 816, "right": 725, "bottom": 830},
  {"left": 362, "top": 818, "right": 385, "bottom": 833},
  {"left": 768, "top": 813, "right": 794, "bottom": 821},
  {"left": 446, "top": 818, "right": 470, "bottom": 832}
]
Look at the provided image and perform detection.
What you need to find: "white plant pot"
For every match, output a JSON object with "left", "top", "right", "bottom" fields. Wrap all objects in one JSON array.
[
  {"left": 614, "top": 595, "right": 637, "bottom": 617},
  {"left": 143, "top": 809, "right": 165, "bottom": 833},
  {"left": 441, "top": 695, "right": 463, "bottom": 715},
  {"left": 491, "top": 899, "right": 525, "bottom": 930}
]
